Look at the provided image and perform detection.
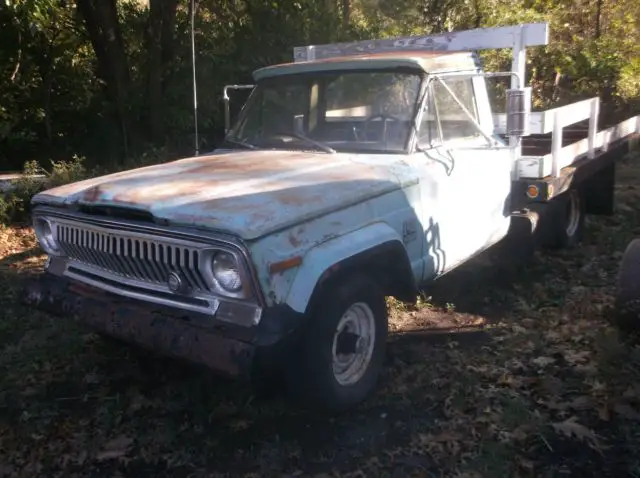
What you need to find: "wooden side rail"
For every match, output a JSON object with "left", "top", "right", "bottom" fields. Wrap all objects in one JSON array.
[{"left": 495, "top": 97, "right": 603, "bottom": 178}]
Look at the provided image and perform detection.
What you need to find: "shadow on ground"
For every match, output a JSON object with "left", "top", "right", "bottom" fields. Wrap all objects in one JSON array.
[{"left": 2, "top": 155, "right": 640, "bottom": 477}]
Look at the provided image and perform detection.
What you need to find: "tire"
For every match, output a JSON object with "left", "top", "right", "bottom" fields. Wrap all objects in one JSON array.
[
  {"left": 284, "top": 274, "right": 388, "bottom": 411},
  {"left": 546, "top": 188, "right": 585, "bottom": 249},
  {"left": 614, "top": 238, "right": 640, "bottom": 337}
]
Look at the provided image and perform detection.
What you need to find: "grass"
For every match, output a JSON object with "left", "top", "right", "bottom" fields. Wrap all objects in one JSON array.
[{"left": 1, "top": 153, "right": 640, "bottom": 477}]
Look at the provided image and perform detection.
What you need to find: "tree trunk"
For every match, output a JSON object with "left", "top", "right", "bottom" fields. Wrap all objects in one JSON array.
[
  {"left": 147, "top": 0, "right": 163, "bottom": 142},
  {"left": 341, "top": 0, "right": 350, "bottom": 29},
  {"left": 324, "top": 0, "right": 334, "bottom": 14},
  {"left": 473, "top": 0, "right": 482, "bottom": 28},
  {"left": 146, "top": 0, "right": 179, "bottom": 143},
  {"left": 76, "top": 0, "right": 131, "bottom": 157},
  {"left": 161, "top": 0, "right": 179, "bottom": 69},
  {"left": 42, "top": 43, "right": 54, "bottom": 148},
  {"left": 595, "top": 0, "right": 603, "bottom": 38}
]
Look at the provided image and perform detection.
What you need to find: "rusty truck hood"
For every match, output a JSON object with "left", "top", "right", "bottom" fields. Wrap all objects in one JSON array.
[{"left": 33, "top": 150, "right": 410, "bottom": 240}]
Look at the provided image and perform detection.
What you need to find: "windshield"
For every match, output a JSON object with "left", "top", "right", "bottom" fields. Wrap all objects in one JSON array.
[{"left": 227, "top": 69, "right": 423, "bottom": 154}]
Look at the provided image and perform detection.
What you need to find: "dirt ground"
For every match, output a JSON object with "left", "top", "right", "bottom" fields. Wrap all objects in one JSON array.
[{"left": 1, "top": 153, "right": 640, "bottom": 477}]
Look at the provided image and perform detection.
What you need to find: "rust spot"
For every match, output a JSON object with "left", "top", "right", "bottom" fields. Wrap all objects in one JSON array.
[
  {"left": 275, "top": 192, "right": 325, "bottom": 206},
  {"left": 269, "top": 256, "right": 303, "bottom": 274},
  {"left": 288, "top": 231, "right": 302, "bottom": 248},
  {"left": 183, "top": 151, "right": 313, "bottom": 177},
  {"left": 82, "top": 186, "right": 103, "bottom": 202}
]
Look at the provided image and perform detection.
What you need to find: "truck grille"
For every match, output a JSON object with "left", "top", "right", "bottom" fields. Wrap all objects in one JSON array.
[{"left": 56, "top": 222, "right": 210, "bottom": 292}]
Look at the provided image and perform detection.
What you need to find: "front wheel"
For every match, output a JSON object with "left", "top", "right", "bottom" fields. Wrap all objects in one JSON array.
[{"left": 285, "top": 274, "right": 388, "bottom": 411}]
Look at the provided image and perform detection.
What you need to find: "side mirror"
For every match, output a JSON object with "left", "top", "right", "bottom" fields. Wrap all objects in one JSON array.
[{"left": 505, "top": 87, "right": 532, "bottom": 137}]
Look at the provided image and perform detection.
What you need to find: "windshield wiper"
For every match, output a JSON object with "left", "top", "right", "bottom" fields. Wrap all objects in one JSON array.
[
  {"left": 222, "top": 137, "right": 259, "bottom": 150},
  {"left": 277, "top": 131, "right": 336, "bottom": 154}
]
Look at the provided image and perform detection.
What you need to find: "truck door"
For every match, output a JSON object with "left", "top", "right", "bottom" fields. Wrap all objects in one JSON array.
[{"left": 415, "top": 75, "right": 512, "bottom": 278}]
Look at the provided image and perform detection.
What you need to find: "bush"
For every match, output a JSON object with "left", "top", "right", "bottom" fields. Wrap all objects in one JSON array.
[
  {"left": 0, "top": 149, "right": 176, "bottom": 226},
  {"left": 0, "top": 156, "right": 89, "bottom": 226}
]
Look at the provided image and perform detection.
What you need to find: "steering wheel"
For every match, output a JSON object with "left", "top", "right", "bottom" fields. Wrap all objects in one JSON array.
[{"left": 362, "top": 113, "right": 402, "bottom": 143}]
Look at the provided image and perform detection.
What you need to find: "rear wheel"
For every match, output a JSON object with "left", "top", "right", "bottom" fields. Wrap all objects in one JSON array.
[
  {"left": 285, "top": 274, "right": 388, "bottom": 411},
  {"left": 547, "top": 188, "right": 585, "bottom": 249}
]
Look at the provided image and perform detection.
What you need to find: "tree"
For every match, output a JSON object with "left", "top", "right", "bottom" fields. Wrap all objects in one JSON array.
[
  {"left": 146, "top": 0, "right": 178, "bottom": 141},
  {"left": 76, "top": 0, "right": 132, "bottom": 156}
]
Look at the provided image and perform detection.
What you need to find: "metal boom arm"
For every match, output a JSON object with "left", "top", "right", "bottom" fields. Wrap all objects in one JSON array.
[{"left": 293, "top": 23, "right": 549, "bottom": 62}]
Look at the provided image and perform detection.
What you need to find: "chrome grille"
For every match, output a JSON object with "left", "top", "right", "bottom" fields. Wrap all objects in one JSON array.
[{"left": 56, "top": 222, "right": 210, "bottom": 292}]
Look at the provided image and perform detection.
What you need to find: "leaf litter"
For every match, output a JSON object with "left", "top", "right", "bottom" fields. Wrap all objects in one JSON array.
[{"left": 1, "top": 152, "right": 640, "bottom": 476}]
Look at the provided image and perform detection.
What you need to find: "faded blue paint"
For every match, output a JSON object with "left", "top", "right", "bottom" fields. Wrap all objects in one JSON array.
[
  {"left": 32, "top": 151, "right": 420, "bottom": 242},
  {"left": 248, "top": 183, "right": 425, "bottom": 309},
  {"left": 284, "top": 222, "right": 406, "bottom": 313}
]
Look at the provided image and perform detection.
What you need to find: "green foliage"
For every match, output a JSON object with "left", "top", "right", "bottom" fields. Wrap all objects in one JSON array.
[
  {"left": 0, "top": 0, "right": 637, "bottom": 173},
  {"left": 0, "top": 156, "right": 88, "bottom": 226},
  {"left": 618, "top": 57, "right": 640, "bottom": 101}
]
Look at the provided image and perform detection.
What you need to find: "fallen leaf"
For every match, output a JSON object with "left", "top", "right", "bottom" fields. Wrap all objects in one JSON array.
[
  {"left": 544, "top": 400, "right": 570, "bottom": 411},
  {"left": 531, "top": 356, "right": 555, "bottom": 367},
  {"left": 419, "top": 431, "right": 462, "bottom": 443},
  {"left": 551, "top": 416, "right": 604, "bottom": 451},
  {"left": 570, "top": 396, "right": 595, "bottom": 410},
  {"left": 623, "top": 385, "right": 640, "bottom": 400},
  {"left": 96, "top": 435, "right": 133, "bottom": 461},
  {"left": 598, "top": 404, "right": 611, "bottom": 422},
  {"left": 83, "top": 373, "right": 100, "bottom": 384},
  {"left": 613, "top": 403, "right": 640, "bottom": 420},
  {"left": 517, "top": 456, "right": 535, "bottom": 470},
  {"left": 563, "top": 349, "right": 591, "bottom": 365},
  {"left": 230, "top": 419, "right": 251, "bottom": 431}
]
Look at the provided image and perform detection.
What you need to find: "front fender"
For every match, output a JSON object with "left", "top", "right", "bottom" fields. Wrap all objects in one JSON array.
[{"left": 285, "top": 222, "right": 406, "bottom": 314}]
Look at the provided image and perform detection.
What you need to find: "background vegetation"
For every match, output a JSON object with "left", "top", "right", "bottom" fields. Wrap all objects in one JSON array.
[
  {"left": 1, "top": 152, "right": 639, "bottom": 476},
  {"left": 0, "top": 2, "right": 639, "bottom": 474},
  {"left": 1, "top": 0, "right": 638, "bottom": 173},
  {"left": 0, "top": 0, "right": 638, "bottom": 224}
]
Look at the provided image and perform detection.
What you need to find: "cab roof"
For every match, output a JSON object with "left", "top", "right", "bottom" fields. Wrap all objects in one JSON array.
[{"left": 253, "top": 50, "right": 481, "bottom": 81}]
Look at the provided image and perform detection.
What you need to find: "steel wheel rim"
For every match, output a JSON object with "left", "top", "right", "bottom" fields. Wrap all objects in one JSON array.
[
  {"left": 331, "top": 302, "right": 376, "bottom": 386},
  {"left": 566, "top": 190, "right": 581, "bottom": 237}
]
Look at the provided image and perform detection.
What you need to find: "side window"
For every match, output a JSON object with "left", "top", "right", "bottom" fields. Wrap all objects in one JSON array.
[{"left": 433, "top": 77, "right": 480, "bottom": 143}]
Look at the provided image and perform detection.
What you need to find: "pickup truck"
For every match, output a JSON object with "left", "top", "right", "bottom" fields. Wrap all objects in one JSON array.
[{"left": 22, "top": 22, "right": 640, "bottom": 410}]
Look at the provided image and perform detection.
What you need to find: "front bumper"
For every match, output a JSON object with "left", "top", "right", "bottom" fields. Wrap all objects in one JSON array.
[{"left": 21, "top": 273, "right": 262, "bottom": 378}]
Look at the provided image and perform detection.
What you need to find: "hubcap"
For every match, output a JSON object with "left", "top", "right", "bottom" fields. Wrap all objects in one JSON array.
[
  {"left": 566, "top": 190, "right": 581, "bottom": 237},
  {"left": 331, "top": 302, "right": 376, "bottom": 386}
]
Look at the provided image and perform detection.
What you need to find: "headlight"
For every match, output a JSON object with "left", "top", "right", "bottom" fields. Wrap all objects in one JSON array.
[
  {"left": 212, "top": 252, "right": 242, "bottom": 292},
  {"left": 34, "top": 217, "right": 61, "bottom": 255}
]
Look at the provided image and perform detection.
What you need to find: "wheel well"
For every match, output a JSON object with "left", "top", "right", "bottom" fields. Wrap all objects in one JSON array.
[
  {"left": 583, "top": 162, "right": 615, "bottom": 216},
  {"left": 304, "top": 241, "right": 417, "bottom": 315}
]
